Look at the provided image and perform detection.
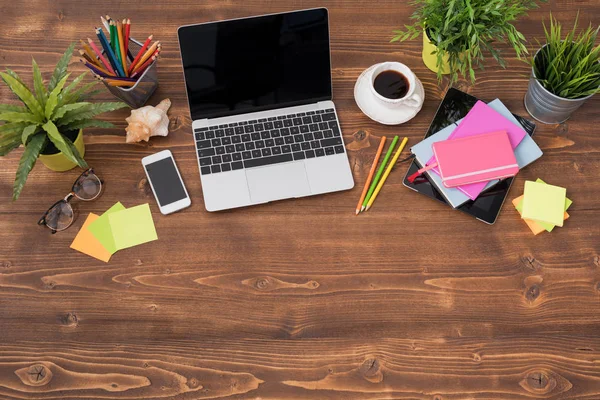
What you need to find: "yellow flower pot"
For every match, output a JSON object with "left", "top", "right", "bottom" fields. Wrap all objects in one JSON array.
[
  {"left": 422, "top": 30, "right": 451, "bottom": 74},
  {"left": 38, "top": 129, "right": 85, "bottom": 172}
]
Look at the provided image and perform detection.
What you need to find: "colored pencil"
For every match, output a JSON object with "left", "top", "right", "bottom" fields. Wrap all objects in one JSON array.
[
  {"left": 104, "top": 79, "right": 136, "bottom": 87},
  {"left": 95, "top": 75, "right": 137, "bottom": 82},
  {"left": 79, "top": 40, "right": 97, "bottom": 63},
  {"left": 79, "top": 50, "right": 101, "bottom": 67},
  {"left": 101, "top": 15, "right": 110, "bottom": 32},
  {"left": 361, "top": 136, "right": 398, "bottom": 211},
  {"left": 79, "top": 58, "right": 111, "bottom": 77},
  {"left": 132, "top": 41, "right": 159, "bottom": 72},
  {"left": 365, "top": 137, "right": 409, "bottom": 211},
  {"left": 131, "top": 55, "right": 156, "bottom": 78},
  {"left": 111, "top": 21, "right": 122, "bottom": 65},
  {"left": 95, "top": 27, "right": 125, "bottom": 77},
  {"left": 131, "top": 47, "right": 159, "bottom": 72},
  {"left": 117, "top": 20, "right": 128, "bottom": 76},
  {"left": 124, "top": 19, "right": 131, "bottom": 58},
  {"left": 87, "top": 38, "right": 116, "bottom": 75},
  {"left": 128, "top": 35, "right": 152, "bottom": 74},
  {"left": 109, "top": 20, "right": 116, "bottom": 53},
  {"left": 356, "top": 136, "right": 386, "bottom": 215}
]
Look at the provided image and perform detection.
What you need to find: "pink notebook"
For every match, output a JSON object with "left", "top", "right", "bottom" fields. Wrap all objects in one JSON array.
[
  {"left": 427, "top": 101, "right": 527, "bottom": 198},
  {"left": 432, "top": 130, "right": 519, "bottom": 188}
]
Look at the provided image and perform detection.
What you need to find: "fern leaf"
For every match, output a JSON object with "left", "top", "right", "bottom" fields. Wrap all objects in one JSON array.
[
  {"left": 78, "top": 88, "right": 102, "bottom": 101},
  {"left": 21, "top": 124, "right": 39, "bottom": 145},
  {"left": 13, "top": 132, "right": 46, "bottom": 201},
  {"left": 42, "top": 120, "right": 86, "bottom": 168},
  {"left": 57, "top": 102, "right": 127, "bottom": 126},
  {"left": 53, "top": 102, "right": 89, "bottom": 120},
  {"left": 0, "top": 121, "right": 29, "bottom": 137},
  {"left": 61, "top": 119, "right": 114, "bottom": 131},
  {"left": 0, "top": 123, "right": 27, "bottom": 155},
  {"left": 45, "top": 73, "right": 70, "bottom": 119},
  {"left": 0, "top": 104, "right": 27, "bottom": 113},
  {"left": 57, "top": 72, "right": 87, "bottom": 107},
  {"left": 63, "top": 134, "right": 87, "bottom": 168},
  {"left": 5, "top": 69, "right": 26, "bottom": 86},
  {"left": 32, "top": 59, "right": 48, "bottom": 108},
  {"left": 0, "top": 137, "right": 22, "bottom": 156},
  {"left": 48, "top": 43, "right": 75, "bottom": 92},
  {"left": 75, "top": 82, "right": 98, "bottom": 102},
  {"left": 0, "top": 111, "right": 42, "bottom": 124},
  {"left": 0, "top": 71, "right": 44, "bottom": 119}
]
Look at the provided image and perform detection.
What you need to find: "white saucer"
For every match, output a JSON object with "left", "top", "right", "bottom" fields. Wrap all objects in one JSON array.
[{"left": 354, "top": 63, "right": 425, "bottom": 125}]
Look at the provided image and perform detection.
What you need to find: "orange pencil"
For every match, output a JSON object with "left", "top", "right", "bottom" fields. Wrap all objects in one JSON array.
[
  {"left": 124, "top": 19, "right": 131, "bottom": 58},
  {"left": 79, "top": 50, "right": 101, "bottom": 67},
  {"left": 356, "top": 136, "right": 387, "bottom": 215},
  {"left": 131, "top": 41, "right": 159, "bottom": 72},
  {"left": 80, "top": 40, "right": 97, "bottom": 62},
  {"left": 87, "top": 38, "right": 116, "bottom": 75},
  {"left": 129, "top": 35, "right": 152, "bottom": 74},
  {"left": 106, "top": 79, "right": 136, "bottom": 87},
  {"left": 117, "top": 20, "right": 128, "bottom": 76},
  {"left": 131, "top": 54, "right": 157, "bottom": 78}
]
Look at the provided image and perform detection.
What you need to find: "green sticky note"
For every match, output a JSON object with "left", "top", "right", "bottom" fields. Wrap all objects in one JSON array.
[
  {"left": 517, "top": 179, "right": 572, "bottom": 232},
  {"left": 108, "top": 203, "right": 157, "bottom": 250},
  {"left": 521, "top": 180, "right": 567, "bottom": 227},
  {"left": 87, "top": 202, "right": 126, "bottom": 254}
]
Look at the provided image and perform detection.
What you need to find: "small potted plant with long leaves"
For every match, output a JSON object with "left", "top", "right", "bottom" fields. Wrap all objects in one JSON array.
[
  {"left": 391, "top": 0, "right": 545, "bottom": 85},
  {"left": 0, "top": 43, "right": 127, "bottom": 200},
  {"left": 524, "top": 14, "right": 600, "bottom": 124}
]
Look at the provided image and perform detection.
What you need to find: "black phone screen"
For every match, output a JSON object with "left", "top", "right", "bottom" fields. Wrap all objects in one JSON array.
[{"left": 145, "top": 157, "right": 187, "bottom": 206}]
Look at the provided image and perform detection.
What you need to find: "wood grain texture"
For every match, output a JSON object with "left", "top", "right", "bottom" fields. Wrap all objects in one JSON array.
[{"left": 1, "top": 0, "right": 599, "bottom": 398}]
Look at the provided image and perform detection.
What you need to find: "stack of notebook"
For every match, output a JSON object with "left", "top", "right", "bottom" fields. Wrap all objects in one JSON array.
[
  {"left": 410, "top": 99, "right": 543, "bottom": 208},
  {"left": 512, "top": 179, "right": 572, "bottom": 235}
]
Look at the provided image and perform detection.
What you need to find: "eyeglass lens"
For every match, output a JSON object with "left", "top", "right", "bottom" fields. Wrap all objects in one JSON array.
[
  {"left": 73, "top": 172, "right": 102, "bottom": 200},
  {"left": 45, "top": 200, "right": 74, "bottom": 231}
]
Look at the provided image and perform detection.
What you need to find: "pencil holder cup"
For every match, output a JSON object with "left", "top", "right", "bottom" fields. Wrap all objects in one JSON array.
[{"left": 103, "top": 38, "right": 159, "bottom": 108}]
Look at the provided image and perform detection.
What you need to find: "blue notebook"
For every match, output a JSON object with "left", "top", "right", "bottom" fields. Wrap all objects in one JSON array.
[{"left": 410, "top": 99, "right": 543, "bottom": 208}]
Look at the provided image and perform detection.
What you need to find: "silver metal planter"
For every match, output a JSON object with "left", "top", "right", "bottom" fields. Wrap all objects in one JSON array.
[{"left": 524, "top": 47, "right": 596, "bottom": 124}]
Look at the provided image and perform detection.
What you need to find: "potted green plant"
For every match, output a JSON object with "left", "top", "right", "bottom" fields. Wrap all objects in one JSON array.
[
  {"left": 391, "top": 0, "right": 545, "bottom": 84},
  {"left": 524, "top": 14, "right": 600, "bottom": 124},
  {"left": 0, "top": 43, "right": 127, "bottom": 200}
]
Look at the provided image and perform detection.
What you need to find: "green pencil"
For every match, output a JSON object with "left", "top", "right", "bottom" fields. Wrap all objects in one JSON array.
[
  {"left": 110, "top": 22, "right": 121, "bottom": 64},
  {"left": 361, "top": 135, "right": 398, "bottom": 211}
]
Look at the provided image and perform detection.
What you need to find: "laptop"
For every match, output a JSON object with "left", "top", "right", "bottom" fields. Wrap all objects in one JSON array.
[{"left": 178, "top": 8, "right": 354, "bottom": 211}]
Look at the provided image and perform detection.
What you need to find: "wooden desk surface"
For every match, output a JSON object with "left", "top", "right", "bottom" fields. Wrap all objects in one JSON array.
[{"left": 1, "top": 1, "right": 599, "bottom": 398}]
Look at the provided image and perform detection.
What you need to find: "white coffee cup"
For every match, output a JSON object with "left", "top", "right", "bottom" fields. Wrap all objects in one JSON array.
[{"left": 370, "top": 62, "right": 422, "bottom": 108}]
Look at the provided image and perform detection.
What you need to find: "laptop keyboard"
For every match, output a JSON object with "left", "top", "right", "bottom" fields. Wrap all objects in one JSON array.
[{"left": 194, "top": 109, "right": 345, "bottom": 175}]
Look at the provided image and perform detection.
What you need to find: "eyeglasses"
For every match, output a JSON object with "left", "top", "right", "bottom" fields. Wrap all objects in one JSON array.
[{"left": 38, "top": 168, "right": 103, "bottom": 233}]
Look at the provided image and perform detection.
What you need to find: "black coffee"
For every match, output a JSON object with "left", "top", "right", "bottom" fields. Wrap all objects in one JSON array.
[{"left": 373, "top": 70, "right": 409, "bottom": 99}]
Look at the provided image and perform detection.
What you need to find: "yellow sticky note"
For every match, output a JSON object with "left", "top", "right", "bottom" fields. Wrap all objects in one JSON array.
[
  {"left": 87, "top": 202, "right": 126, "bottom": 254},
  {"left": 108, "top": 203, "right": 158, "bottom": 250},
  {"left": 521, "top": 181, "right": 566, "bottom": 227},
  {"left": 513, "top": 195, "right": 570, "bottom": 235},
  {"left": 70, "top": 213, "right": 112, "bottom": 262}
]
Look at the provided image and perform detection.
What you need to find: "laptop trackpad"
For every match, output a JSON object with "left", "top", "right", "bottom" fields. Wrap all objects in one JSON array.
[{"left": 246, "top": 162, "right": 310, "bottom": 204}]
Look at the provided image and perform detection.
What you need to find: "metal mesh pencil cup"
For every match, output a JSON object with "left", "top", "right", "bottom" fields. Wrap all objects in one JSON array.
[{"left": 103, "top": 38, "right": 158, "bottom": 108}]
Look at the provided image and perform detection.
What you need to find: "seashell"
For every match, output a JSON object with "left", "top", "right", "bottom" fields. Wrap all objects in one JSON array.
[{"left": 125, "top": 98, "right": 171, "bottom": 143}]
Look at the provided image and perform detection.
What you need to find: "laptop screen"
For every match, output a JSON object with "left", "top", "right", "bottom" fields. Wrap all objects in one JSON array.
[{"left": 178, "top": 8, "right": 332, "bottom": 121}]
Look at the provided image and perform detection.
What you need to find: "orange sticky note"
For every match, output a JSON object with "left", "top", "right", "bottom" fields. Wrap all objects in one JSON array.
[
  {"left": 70, "top": 213, "right": 112, "bottom": 262},
  {"left": 512, "top": 195, "right": 569, "bottom": 235}
]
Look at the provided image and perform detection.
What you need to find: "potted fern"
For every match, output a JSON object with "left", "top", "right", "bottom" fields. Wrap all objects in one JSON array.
[
  {"left": 524, "top": 14, "right": 600, "bottom": 124},
  {"left": 391, "top": 0, "right": 545, "bottom": 84},
  {"left": 0, "top": 43, "right": 127, "bottom": 200}
]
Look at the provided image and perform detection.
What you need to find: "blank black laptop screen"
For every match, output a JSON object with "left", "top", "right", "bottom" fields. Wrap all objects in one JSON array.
[{"left": 178, "top": 8, "right": 332, "bottom": 121}]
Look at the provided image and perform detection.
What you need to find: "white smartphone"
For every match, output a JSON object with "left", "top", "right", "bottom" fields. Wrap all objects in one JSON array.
[{"left": 142, "top": 150, "right": 191, "bottom": 215}]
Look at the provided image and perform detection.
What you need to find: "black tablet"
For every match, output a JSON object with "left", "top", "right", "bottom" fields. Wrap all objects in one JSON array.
[{"left": 402, "top": 88, "right": 536, "bottom": 224}]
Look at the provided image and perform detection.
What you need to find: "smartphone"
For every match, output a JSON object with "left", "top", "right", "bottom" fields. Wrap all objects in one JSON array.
[{"left": 142, "top": 150, "right": 191, "bottom": 214}]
